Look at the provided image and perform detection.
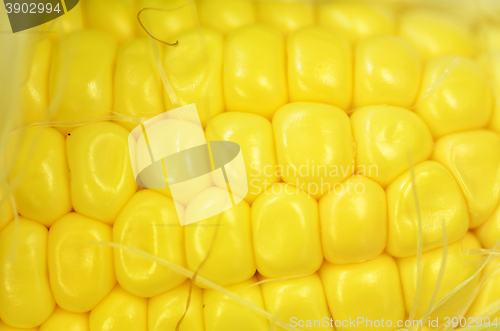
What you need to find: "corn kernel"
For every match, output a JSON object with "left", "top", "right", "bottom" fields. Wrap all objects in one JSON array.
[
  {"left": 204, "top": 277, "right": 268, "bottom": 331},
  {"left": 386, "top": 161, "right": 469, "bottom": 257},
  {"left": 477, "top": 24, "right": 500, "bottom": 52},
  {"left": 224, "top": 24, "right": 287, "bottom": 119},
  {"left": 199, "top": 0, "right": 256, "bottom": 35},
  {"left": 0, "top": 320, "right": 38, "bottom": 331},
  {"left": 252, "top": 183, "right": 322, "bottom": 278},
  {"left": 0, "top": 187, "right": 13, "bottom": 232},
  {"left": 0, "top": 219, "right": 54, "bottom": 328},
  {"left": 40, "top": 306, "right": 89, "bottom": 331},
  {"left": 478, "top": 51, "right": 500, "bottom": 134},
  {"left": 7, "top": 127, "right": 71, "bottom": 227},
  {"left": 257, "top": 0, "right": 315, "bottom": 34},
  {"left": 136, "top": 0, "right": 195, "bottom": 44},
  {"left": 48, "top": 213, "right": 115, "bottom": 313},
  {"left": 353, "top": 35, "right": 421, "bottom": 108},
  {"left": 113, "top": 190, "right": 186, "bottom": 297},
  {"left": 475, "top": 203, "right": 500, "bottom": 249},
  {"left": 397, "top": 233, "right": 483, "bottom": 323},
  {"left": 148, "top": 280, "right": 204, "bottom": 331},
  {"left": 163, "top": 28, "right": 224, "bottom": 126},
  {"left": 287, "top": 26, "right": 352, "bottom": 110},
  {"left": 114, "top": 39, "right": 165, "bottom": 131},
  {"left": 415, "top": 56, "right": 492, "bottom": 138},
  {"left": 320, "top": 254, "right": 405, "bottom": 331},
  {"left": 319, "top": 2, "right": 395, "bottom": 43},
  {"left": 351, "top": 105, "right": 433, "bottom": 188},
  {"left": 83, "top": 0, "right": 135, "bottom": 43},
  {"left": 66, "top": 122, "right": 137, "bottom": 224},
  {"left": 399, "top": 10, "right": 475, "bottom": 61},
  {"left": 432, "top": 130, "right": 500, "bottom": 228},
  {"left": 466, "top": 259, "right": 500, "bottom": 319},
  {"left": 49, "top": 31, "right": 117, "bottom": 135},
  {"left": 185, "top": 187, "right": 255, "bottom": 287},
  {"left": 205, "top": 112, "right": 279, "bottom": 204},
  {"left": 261, "top": 273, "right": 333, "bottom": 331},
  {"left": 320, "top": 176, "right": 386, "bottom": 264},
  {"left": 273, "top": 102, "right": 354, "bottom": 198},
  {"left": 20, "top": 38, "right": 52, "bottom": 125},
  {"left": 89, "top": 285, "right": 147, "bottom": 331}
]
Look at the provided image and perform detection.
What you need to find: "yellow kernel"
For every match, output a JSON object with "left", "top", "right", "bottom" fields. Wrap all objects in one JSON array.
[
  {"left": 199, "top": 0, "right": 256, "bottom": 35},
  {"left": 475, "top": 203, "right": 500, "bottom": 249},
  {"left": 319, "top": 2, "right": 395, "bottom": 44},
  {"left": 48, "top": 213, "right": 115, "bottom": 313},
  {"left": 0, "top": 186, "right": 13, "bottom": 232},
  {"left": 320, "top": 254, "right": 405, "bottom": 331},
  {"left": 113, "top": 39, "right": 165, "bottom": 131},
  {"left": 351, "top": 105, "right": 433, "bottom": 188},
  {"left": 0, "top": 320, "right": 38, "bottom": 331},
  {"left": 89, "top": 285, "right": 147, "bottom": 331},
  {"left": 287, "top": 26, "right": 352, "bottom": 110},
  {"left": 49, "top": 31, "right": 117, "bottom": 135},
  {"left": 415, "top": 56, "right": 492, "bottom": 138},
  {"left": 353, "top": 35, "right": 421, "bottom": 108},
  {"left": 477, "top": 51, "right": 500, "bottom": 134},
  {"left": 7, "top": 127, "right": 71, "bottom": 227},
  {"left": 257, "top": 0, "right": 315, "bottom": 34},
  {"left": 20, "top": 38, "right": 52, "bottom": 125},
  {"left": 185, "top": 187, "right": 255, "bottom": 287},
  {"left": 319, "top": 176, "right": 387, "bottom": 264},
  {"left": 397, "top": 233, "right": 483, "bottom": 322},
  {"left": 273, "top": 102, "right": 354, "bottom": 199},
  {"left": 163, "top": 28, "right": 224, "bottom": 126},
  {"left": 40, "top": 306, "right": 89, "bottom": 331},
  {"left": 83, "top": 0, "right": 135, "bottom": 42},
  {"left": 261, "top": 273, "right": 333, "bottom": 331},
  {"left": 0, "top": 219, "right": 55, "bottom": 328},
  {"left": 205, "top": 112, "right": 279, "bottom": 204},
  {"left": 466, "top": 259, "right": 500, "bottom": 320},
  {"left": 399, "top": 9, "right": 476, "bottom": 61},
  {"left": 204, "top": 277, "right": 268, "bottom": 331},
  {"left": 224, "top": 24, "right": 288, "bottom": 119},
  {"left": 432, "top": 130, "right": 500, "bottom": 228},
  {"left": 252, "top": 183, "right": 322, "bottom": 278},
  {"left": 66, "top": 122, "right": 137, "bottom": 224},
  {"left": 148, "top": 280, "right": 204, "bottom": 331},
  {"left": 386, "top": 161, "right": 469, "bottom": 257},
  {"left": 113, "top": 190, "right": 186, "bottom": 297}
]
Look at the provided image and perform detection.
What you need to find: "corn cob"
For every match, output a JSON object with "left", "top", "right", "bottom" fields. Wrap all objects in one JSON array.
[{"left": 1, "top": 1, "right": 500, "bottom": 331}]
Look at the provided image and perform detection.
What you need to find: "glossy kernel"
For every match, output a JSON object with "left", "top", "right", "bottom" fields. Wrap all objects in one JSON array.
[
  {"left": 114, "top": 39, "right": 165, "bottom": 131},
  {"left": 415, "top": 56, "right": 492, "bottom": 139},
  {"left": 432, "top": 130, "right": 500, "bottom": 228},
  {"left": 273, "top": 102, "right": 354, "bottom": 199},
  {"left": 257, "top": 1, "right": 315, "bottom": 34},
  {"left": 252, "top": 183, "right": 323, "bottom": 278},
  {"left": 48, "top": 213, "right": 115, "bottom": 313},
  {"left": 386, "top": 161, "right": 469, "bottom": 257},
  {"left": 205, "top": 112, "right": 279, "bottom": 204},
  {"left": 49, "top": 31, "right": 117, "bottom": 135},
  {"left": 148, "top": 280, "right": 204, "bottom": 331},
  {"left": 287, "top": 27, "right": 352, "bottom": 110},
  {"left": 7, "top": 127, "right": 71, "bottom": 227},
  {"left": 320, "top": 254, "right": 405, "bottom": 331},
  {"left": 204, "top": 277, "right": 268, "bottom": 331},
  {"left": 319, "top": 2, "right": 395, "bottom": 43},
  {"left": 351, "top": 105, "right": 433, "bottom": 188},
  {"left": 224, "top": 24, "right": 287, "bottom": 119},
  {"left": 0, "top": 219, "right": 54, "bottom": 328},
  {"left": 319, "top": 176, "right": 387, "bottom": 264},
  {"left": 89, "top": 285, "right": 147, "bottom": 331},
  {"left": 185, "top": 187, "right": 256, "bottom": 287},
  {"left": 399, "top": 9, "right": 475, "bottom": 61},
  {"left": 261, "top": 273, "right": 333, "bottom": 331},
  {"left": 113, "top": 190, "right": 186, "bottom": 298},
  {"left": 66, "top": 122, "right": 137, "bottom": 224},
  {"left": 353, "top": 35, "right": 421, "bottom": 108},
  {"left": 40, "top": 307, "right": 89, "bottom": 331},
  {"left": 83, "top": 0, "right": 135, "bottom": 42},
  {"left": 199, "top": 0, "right": 256, "bottom": 35},
  {"left": 397, "top": 233, "right": 483, "bottom": 322},
  {"left": 163, "top": 28, "right": 224, "bottom": 126}
]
